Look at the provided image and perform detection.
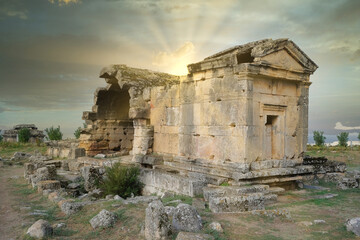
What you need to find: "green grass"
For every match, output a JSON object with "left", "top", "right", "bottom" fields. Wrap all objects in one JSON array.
[
  {"left": 0, "top": 142, "right": 47, "bottom": 159},
  {"left": 162, "top": 194, "right": 193, "bottom": 206}
]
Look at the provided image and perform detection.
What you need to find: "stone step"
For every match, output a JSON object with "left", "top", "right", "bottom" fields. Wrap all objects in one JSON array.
[
  {"left": 164, "top": 160, "right": 234, "bottom": 179},
  {"left": 139, "top": 168, "right": 207, "bottom": 197},
  {"left": 208, "top": 192, "right": 266, "bottom": 213},
  {"left": 154, "top": 165, "right": 228, "bottom": 186},
  {"left": 269, "top": 187, "right": 286, "bottom": 194},
  {"left": 203, "top": 185, "right": 270, "bottom": 202},
  {"left": 232, "top": 166, "right": 314, "bottom": 181}
]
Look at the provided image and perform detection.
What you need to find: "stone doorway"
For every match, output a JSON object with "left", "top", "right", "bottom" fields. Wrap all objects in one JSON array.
[{"left": 263, "top": 105, "right": 286, "bottom": 160}]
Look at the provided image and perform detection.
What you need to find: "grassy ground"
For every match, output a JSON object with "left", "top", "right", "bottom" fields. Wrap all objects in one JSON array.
[
  {"left": 0, "top": 142, "right": 47, "bottom": 159},
  {"left": 306, "top": 145, "right": 360, "bottom": 171},
  {"left": 1, "top": 147, "right": 359, "bottom": 239}
]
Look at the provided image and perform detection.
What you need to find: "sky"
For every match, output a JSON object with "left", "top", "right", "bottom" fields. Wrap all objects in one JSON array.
[{"left": 0, "top": 0, "right": 359, "bottom": 140}]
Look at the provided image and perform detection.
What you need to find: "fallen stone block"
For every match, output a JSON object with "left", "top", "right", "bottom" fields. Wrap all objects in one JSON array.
[
  {"left": 27, "top": 219, "right": 53, "bottom": 239},
  {"left": 209, "top": 193, "right": 265, "bottom": 213},
  {"left": 145, "top": 200, "right": 171, "bottom": 240},
  {"left": 37, "top": 180, "right": 61, "bottom": 193},
  {"left": 345, "top": 217, "right": 360, "bottom": 236},
  {"left": 60, "top": 201, "right": 83, "bottom": 215},
  {"left": 90, "top": 209, "right": 117, "bottom": 229},
  {"left": 172, "top": 203, "right": 202, "bottom": 232}
]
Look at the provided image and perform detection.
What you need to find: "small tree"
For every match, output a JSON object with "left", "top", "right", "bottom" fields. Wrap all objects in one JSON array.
[
  {"left": 74, "top": 123, "right": 87, "bottom": 139},
  {"left": 45, "top": 126, "right": 63, "bottom": 140},
  {"left": 358, "top": 132, "right": 360, "bottom": 141},
  {"left": 0, "top": 133, "right": 3, "bottom": 142},
  {"left": 337, "top": 132, "right": 349, "bottom": 147},
  {"left": 98, "top": 162, "right": 143, "bottom": 198},
  {"left": 313, "top": 131, "right": 326, "bottom": 146},
  {"left": 18, "top": 128, "right": 31, "bottom": 143}
]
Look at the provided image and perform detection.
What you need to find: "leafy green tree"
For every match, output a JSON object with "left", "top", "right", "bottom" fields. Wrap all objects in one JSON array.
[
  {"left": 45, "top": 126, "right": 63, "bottom": 140},
  {"left": 313, "top": 131, "right": 326, "bottom": 146},
  {"left": 337, "top": 132, "right": 349, "bottom": 147},
  {"left": 74, "top": 123, "right": 87, "bottom": 139},
  {"left": 18, "top": 128, "right": 31, "bottom": 143},
  {"left": 98, "top": 162, "right": 143, "bottom": 198},
  {"left": 0, "top": 133, "right": 3, "bottom": 142},
  {"left": 358, "top": 132, "right": 360, "bottom": 141}
]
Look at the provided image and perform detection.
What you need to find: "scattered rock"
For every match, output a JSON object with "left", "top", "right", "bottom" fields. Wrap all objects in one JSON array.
[
  {"left": 124, "top": 195, "right": 159, "bottom": 205},
  {"left": 144, "top": 200, "right": 171, "bottom": 240},
  {"left": 172, "top": 203, "right": 202, "bottom": 232},
  {"left": 209, "top": 221, "right": 223, "bottom": 233},
  {"left": 114, "top": 195, "right": 124, "bottom": 201},
  {"left": 60, "top": 201, "right": 83, "bottom": 215},
  {"left": 106, "top": 194, "right": 114, "bottom": 200},
  {"left": 27, "top": 219, "right": 53, "bottom": 239},
  {"left": 53, "top": 222, "right": 66, "bottom": 229},
  {"left": 314, "top": 219, "right": 326, "bottom": 224},
  {"left": 176, "top": 232, "right": 214, "bottom": 240},
  {"left": 345, "top": 218, "right": 360, "bottom": 236},
  {"left": 90, "top": 209, "right": 117, "bottom": 229},
  {"left": 94, "top": 153, "right": 106, "bottom": 158}
]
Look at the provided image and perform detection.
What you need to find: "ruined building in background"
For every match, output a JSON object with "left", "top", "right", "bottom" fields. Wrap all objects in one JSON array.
[
  {"left": 2, "top": 124, "right": 45, "bottom": 143},
  {"left": 80, "top": 38, "right": 323, "bottom": 198}
]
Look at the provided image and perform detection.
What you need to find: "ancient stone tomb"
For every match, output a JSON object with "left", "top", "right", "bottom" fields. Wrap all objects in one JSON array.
[
  {"left": 81, "top": 38, "right": 317, "bottom": 162},
  {"left": 80, "top": 38, "right": 321, "bottom": 197},
  {"left": 2, "top": 124, "right": 45, "bottom": 143}
]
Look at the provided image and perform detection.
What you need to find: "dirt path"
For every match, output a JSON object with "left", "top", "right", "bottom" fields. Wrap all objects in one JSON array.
[{"left": 0, "top": 166, "right": 25, "bottom": 240}]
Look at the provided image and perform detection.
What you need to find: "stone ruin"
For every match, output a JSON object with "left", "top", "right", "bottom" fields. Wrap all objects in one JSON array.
[
  {"left": 36, "top": 38, "right": 358, "bottom": 213},
  {"left": 2, "top": 124, "right": 45, "bottom": 143}
]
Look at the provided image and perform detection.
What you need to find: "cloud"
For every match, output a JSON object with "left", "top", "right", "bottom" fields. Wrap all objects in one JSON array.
[
  {"left": 152, "top": 41, "right": 195, "bottom": 67},
  {"left": 48, "top": 0, "right": 80, "bottom": 5},
  {"left": 335, "top": 122, "right": 360, "bottom": 130}
]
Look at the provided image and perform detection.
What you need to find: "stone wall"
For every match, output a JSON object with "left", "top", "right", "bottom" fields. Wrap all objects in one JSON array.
[
  {"left": 46, "top": 140, "right": 85, "bottom": 159},
  {"left": 79, "top": 120, "right": 134, "bottom": 156}
]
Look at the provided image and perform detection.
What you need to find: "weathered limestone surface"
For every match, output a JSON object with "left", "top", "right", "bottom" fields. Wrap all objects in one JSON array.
[
  {"left": 145, "top": 200, "right": 172, "bottom": 240},
  {"left": 46, "top": 140, "right": 85, "bottom": 159},
  {"left": 27, "top": 219, "right": 53, "bottom": 239},
  {"left": 78, "top": 39, "right": 324, "bottom": 204}
]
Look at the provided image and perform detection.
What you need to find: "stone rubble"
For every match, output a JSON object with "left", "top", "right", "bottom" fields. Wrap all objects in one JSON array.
[{"left": 209, "top": 222, "right": 223, "bottom": 233}]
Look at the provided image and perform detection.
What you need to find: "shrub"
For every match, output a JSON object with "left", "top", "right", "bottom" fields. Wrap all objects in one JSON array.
[
  {"left": 337, "top": 132, "right": 349, "bottom": 147},
  {"left": 313, "top": 131, "right": 326, "bottom": 146},
  {"left": 0, "top": 134, "right": 3, "bottom": 142},
  {"left": 18, "top": 128, "right": 31, "bottom": 143},
  {"left": 98, "top": 162, "right": 143, "bottom": 198},
  {"left": 45, "top": 126, "right": 63, "bottom": 140},
  {"left": 74, "top": 123, "right": 87, "bottom": 139},
  {"left": 358, "top": 132, "right": 360, "bottom": 141}
]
